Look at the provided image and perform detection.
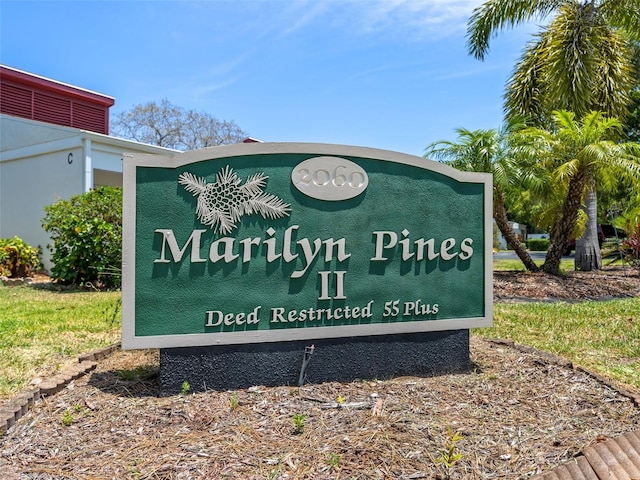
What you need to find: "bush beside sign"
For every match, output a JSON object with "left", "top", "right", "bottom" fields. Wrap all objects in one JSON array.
[{"left": 122, "top": 143, "right": 492, "bottom": 349}]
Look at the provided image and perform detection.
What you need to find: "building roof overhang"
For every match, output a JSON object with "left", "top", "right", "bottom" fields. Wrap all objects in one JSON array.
[
  {"left": 0, "top": 64, "right": 115, "bottom": 108},
  {"left": 0, "top": 114, "right": 180, "bottom": 163}
]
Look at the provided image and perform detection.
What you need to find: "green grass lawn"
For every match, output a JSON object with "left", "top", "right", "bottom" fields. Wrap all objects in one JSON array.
[
  {"left": 475, "top": 297, "right": 640, "bottom": 391},
  {"left": 493, "top": 257, "right": 575, "bottom": 271},
  {"left": 0, "top": 285, "right": 121, "bottom": 397},
  {"left": 490, "top": 255, "right": 640, "bottom": 391},
  {"left": 1, "top": 265, "right": 638, "bottom": 397}
]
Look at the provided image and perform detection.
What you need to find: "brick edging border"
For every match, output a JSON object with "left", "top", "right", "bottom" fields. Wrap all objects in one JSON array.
[
  {"left": 0, "top": 343, "right": 121, "bottom": 435},
  {"left": 486, "top": 338, "right": 640, "bottom": 407}
]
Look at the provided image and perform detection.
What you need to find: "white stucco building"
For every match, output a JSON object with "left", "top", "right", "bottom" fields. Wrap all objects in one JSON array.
[{"left": 0, "top": 65, "right": 178, "bottom": 271}]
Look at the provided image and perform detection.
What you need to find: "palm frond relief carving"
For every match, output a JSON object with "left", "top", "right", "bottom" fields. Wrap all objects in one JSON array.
[{"left": 178, "top": 166, "right": 290, "bottom": 234}]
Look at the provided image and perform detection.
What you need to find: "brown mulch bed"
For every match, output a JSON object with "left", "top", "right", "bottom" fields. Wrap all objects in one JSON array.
[
  {"left": 1, "top": 266, "right": 639, "bottom": 479},
  {"left": 494, "top": 265, "right": 640, "bottom": 302}
]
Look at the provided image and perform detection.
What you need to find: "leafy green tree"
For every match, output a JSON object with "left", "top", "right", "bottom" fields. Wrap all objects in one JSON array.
[
  {"left": 467, "top": 0, "right": 640, "bottom": 272},
  {"left": 425, "top": 118, "right": 540, "bottom": 272},
  {"left": 517, "top": 110, "right": 640, "bottom": 275}
]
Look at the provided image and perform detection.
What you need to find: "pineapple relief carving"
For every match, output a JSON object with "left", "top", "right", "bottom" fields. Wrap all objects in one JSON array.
[{"left": 179, "top": 166, "right": 290, "bottom": 235}]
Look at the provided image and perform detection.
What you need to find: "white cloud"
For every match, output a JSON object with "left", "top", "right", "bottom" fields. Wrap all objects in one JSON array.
[
  {"left": 325, "top": 0, "right": 486, "bottom": 40},
  {"left": 278, "top": 1, "right": 332, "bottom": 36},
  {"left": 356, "top": 0, "right": 483, "bottom": 32},
  {"left": 245, "top": 1, "right": 486, "bottom": 41}
]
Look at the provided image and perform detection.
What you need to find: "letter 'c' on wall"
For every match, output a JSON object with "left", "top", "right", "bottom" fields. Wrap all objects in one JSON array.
[{"left": 292, "top": 156, "right": 368, "bottom": 201}]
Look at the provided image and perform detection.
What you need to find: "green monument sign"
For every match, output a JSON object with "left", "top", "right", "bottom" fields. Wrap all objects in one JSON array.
[{"left": 122, "top": 143, "right": 492, "bottom": 349}]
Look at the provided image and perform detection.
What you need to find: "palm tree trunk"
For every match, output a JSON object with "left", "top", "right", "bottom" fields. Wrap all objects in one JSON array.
[
  {"left": 575, "top": 182, "right": 602, "bottom": 271},
  {"left": 494, "top": 189, "right": 539, "bottom": 272},
  {"left": 543, "top": 173, "right": 587, "bottom": 275}
]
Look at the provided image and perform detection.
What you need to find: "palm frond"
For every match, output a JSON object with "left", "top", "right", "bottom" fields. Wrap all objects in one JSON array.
[
  {"left": 505, "top": 36, "right": 549, "bottom": 124},
  {"left": 543, "top": 3, "right": 603, "bottom": 116},
  {"left": 552, "top": 110, "right": 577, "bottom": 132},
  {"left": 593, "top": 30, "right": 633, "bottom": 118},
  {"left": 501, "top": 0, "right": 636, "bottom": 123},
  {"left": 554, "top": 157, "right": 579, "bottom": 182},
  {"left": 603, "top": 145, "right": 640, "bottom": 179},
  {"left": 600, "top": 0, "right": 640, "bottom": 41},
  {"left": 466, "top": 0, "right": 561, "bottom": 60}
]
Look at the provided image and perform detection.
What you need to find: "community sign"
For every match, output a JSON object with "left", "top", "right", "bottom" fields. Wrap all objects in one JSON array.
[{"left": 122, "top": 143, "right": 492, "bottom": 349}]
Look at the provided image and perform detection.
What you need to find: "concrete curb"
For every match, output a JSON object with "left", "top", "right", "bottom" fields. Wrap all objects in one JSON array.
[{"left": 0, "top": 343, "right": 120, "bottom": 435}]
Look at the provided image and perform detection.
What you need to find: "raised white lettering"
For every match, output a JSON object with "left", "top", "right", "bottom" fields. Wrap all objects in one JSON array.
[
  {"left": 291, "top": 237, "right": 322, "bottom": 278},
  {"left": 440, "top": 238, "right": 458, "bottom": 261},
  {"left": 459, "top": 238, "right": 473, "bottom": 260},
  {"left": 399, "top": 229, "right": 414, "bottom": 261},
  {"left": 322, "top": 238, "right": 351, "bottom": 263},
  {"left": 239, "top": 237, "right": 261, "bottom": 263},
  {"left": 414, "top": 238, "right": 439, "bottom": 261},
  {"left": 371, "top": 231, "right": 398, "bottom": 261},
  {"left": 264, "top": 227, "right": 282, "bottom": 262},
  {"left": 207, "top": 306, "right": 261, "bottom": 327},
  {"left": 209, "top": 237, "right": 239, "bottom": 263},
  {"left": 282, "top": 225, "right": 299, "bottom": 263},
  {"left": 154, "top": 229, "right": 207, "bottom": 263}
]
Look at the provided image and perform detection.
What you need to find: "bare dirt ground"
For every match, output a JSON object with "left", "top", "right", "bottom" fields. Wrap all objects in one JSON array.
[{"left": 1, "top": 266, "right": 639, "bottom": 479}]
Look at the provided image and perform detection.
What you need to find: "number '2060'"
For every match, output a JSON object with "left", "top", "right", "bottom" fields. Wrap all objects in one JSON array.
[{"left": 294, "top": 166, "right": 365, "bottom": 189}]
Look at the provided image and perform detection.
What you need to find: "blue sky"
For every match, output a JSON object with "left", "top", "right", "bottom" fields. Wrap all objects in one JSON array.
[{"left": 1, "top": 0, "right": 537, "bottom": 156}]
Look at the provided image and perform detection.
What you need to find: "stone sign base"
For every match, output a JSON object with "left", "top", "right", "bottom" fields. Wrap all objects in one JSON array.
[{"left": 159, "top": 329, "right": 469, "bottom": 395}]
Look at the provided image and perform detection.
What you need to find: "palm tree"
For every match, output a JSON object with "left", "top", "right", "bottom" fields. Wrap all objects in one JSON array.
[
  {"left": 467, "top": 0, "right": 640, "bottom": 272},
  {"left": 517, "top": 110, "right": 640, "bottom": 275},
  {"left": 425, "top": 118, "right": 540, "bottom": 272},
  {"left": 575, "top": 181, "right": 601, "bottom": 269}
]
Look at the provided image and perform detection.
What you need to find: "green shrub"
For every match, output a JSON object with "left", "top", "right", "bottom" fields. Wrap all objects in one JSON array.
[
  {"left": 42, "top": 187, "right": 122, "bottom": 288},
  {"left": 527, "top": 238, "right": 549, "bottom": 251},
  {"left": 0, "top": 236, "right": 41, "bottom": 277}
]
